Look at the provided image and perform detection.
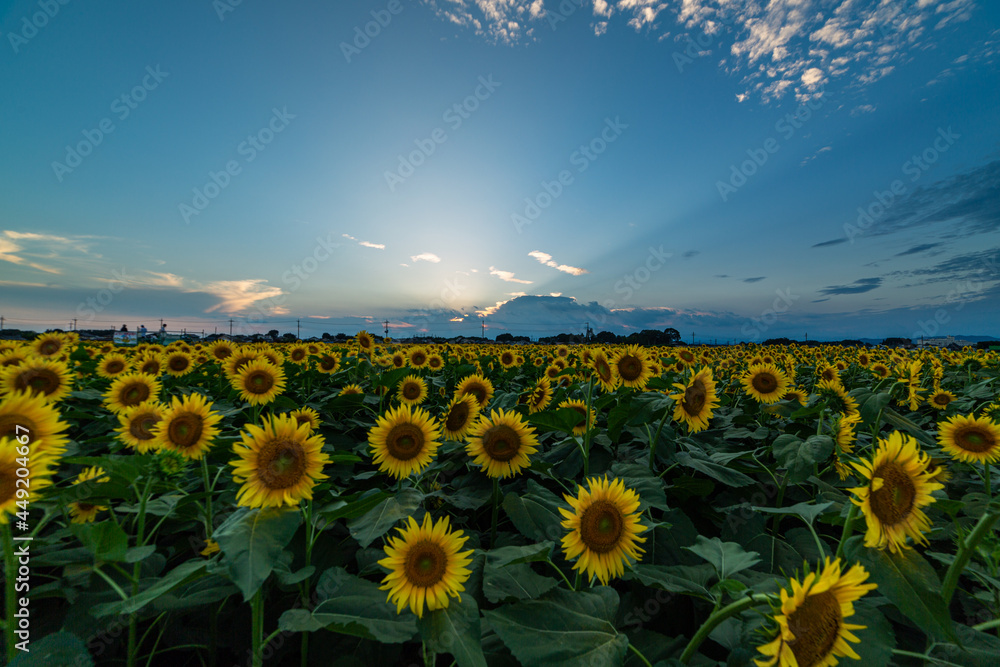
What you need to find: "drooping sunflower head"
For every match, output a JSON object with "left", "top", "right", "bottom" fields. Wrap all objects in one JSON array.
[
  {"left": 0, "top": 356, "right": 73, "bottom": 403},
  {"left": 814, "top": 379, "right": 859, "bottom": 418},
  {"left": 782, "top": 387, "right": 809, "bottom": 407},
  {"left": 612, "top": 345, "right": 652, "bottom": 390},
  {"left": 742, "top": 364, "right": 791, "bottom": 404},
  {"left": 68, "top": 466, "right": 110, "bottom": 524},
  {"left": 668, "top": 367, "right": 720, "bottom": 433},
  {"left": 590, "top": 350, "right": 619, "bottom": 392},
  {"left": 115, "top": 400, "right": 165, "bottom": 453},
  {"left": 937, "top": 413, "right": 1000, "bottom": 464},
  {"left": 368, "top": 404, "right": 442, "bottom": 480},
  {"left": 396, "top": 375, "right": 429, "bottom": 406},
  {"left": 559, "top": 476, "right": 647, "bottom": 586},
  {"left": 440, "top": 394, "right": 480, "bottom": 441},
  {"left": 849, "top": 431, "right": 944, "bottom": 553},
  {"left": 230, "top": 414, "right": 330, "bottom": 508},
  {"left": 230, "top": 359, "right": 286, "bottom": 406},
  {"left": 153, "top": 392, "right": 223, "bottom": 461},
  {"left": 97, "top": 353, "right": 131, "bottom": 379},
  {"left": 455, "top": 374, "right": 495, "bottom": 410},
  {"left": 103, "top": 372, "right": 161, "bottom": 414},
  {"left": 755, "top": 557, "right": 877, "bottom": 667},
  {"left": 557, "top": 398, "right": 596, "bottom": 436},
  {"left": 289, "top": 407, "right": 321, "bottom": 433},
  {"left": 378, "top": 513, "right": 474, "bottom": 619},
  {"left": 524, "top": 377, "right": 553, "bottom": 414},
  {"left": 465, "top": 408, "right": 539, "bottom": 479}
]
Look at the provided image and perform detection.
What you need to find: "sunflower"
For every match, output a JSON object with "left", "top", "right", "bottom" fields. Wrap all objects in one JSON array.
[
  {"left": 407, "top": 347, "right": 429, "bottom": 369},
  {"left": 230, "top": 359, "right": 286, "bottom": 406},
  {"left": 676, "top": 348, "right": 697, "bottom": 368},
  {"left": 0, "top": 436, "right": 57, "bottom": 524},
  {"left": 0, "top": 356, "right": 73, "bottom": 403},
  {"left": 114, "top": 401, "right": 165, "bottom": 453},
  {"left": 455, "top": 374, "right": 495, "bottom": 409},
  {"left": 557, "top": 398, "right": 596, "bottom": 436},
  {"left": 340, "top": 383, "right": 364, "bottom": 396},
  {"left": 163, "top": 351, "right": 194, "bottom": 377},
  {"left": 742, "top": 364, "right": 790, "bottom": 404},
  {"left": 368, "top": 404, "right": 442, "bottom": 480},
  {"left": 590, "top": 350, "right": 619, "bottom": 392},
  {"left": 289, "top": 407, "right": 321, "bottom": 432},
  {"left": 668, "top": 367, "right": 720, "bottom": 433},
  {"left": 0, "top": 389, "right": 70, "bottom": 458},
  {"left": 834, "top": 413, "right": 861, "bottom": 455},
  {"left": 465, "top": 409, "right": 539, "bottom": 479},
  {"left": 355, "top": 330, "right": 375, "bottom": 354},
  {"left": 0, "top": 350, "right": 27, "bottom": 368},
  {"left": 814, "top": 379, "right": 859, "bottom": 418},
  {"left": 755, "top": 557, "right": 877, "bottom": 667},
  {"left": 612, "top": 345, "right": 652, "bottom": 390},
  {"left": 153, "top": 393, "right": 222, "bottom": 461},
  {"left": 870, "top": 363, "right": 890, "bottom": 379},
  {"left": 817, "top": 365, "right": 840, "bottom": 384},
  {"left": 208, "top": 340, "right": 234, "bottom": 361},
  {"left": 559, "top": 476, "right": 647, "bottom": 585},
  {"left": 256, "top": 346, "right": 284, "bottom": 368},
  {"left": 103, "top": 372, "right": 161, "bottom": 414},
  {"left": 378, "top": 513, "right": 474, "bottom": 619},
  {"left": 315, "top": 352, "right": 341, "bottom": 374},
  {"left": 230, "top": 414, "right": 330, "bottom": 508},
  {"left": 31, "top": 332, "right": 67, "bottom": 358},
  {"left": 135, "top": 353, "right": 164, "bottom": 376},
  {"left": 287, "top": 344, "right": 309, "bottom": 366},
  {"left": 937, "top": 413, "right": 1000, "bottom": 464},
  {"left": 97, "top": 352, "right": 131, "bottom": 379},
  {"left": 390, "top": 352, "right": 407, "bottom": 369},
  {"left": 927, "top": 389, "right": 956, "bottom": 411},
  {"left": 68, "top": 466, "right": 110, "bottom": 523},
  {"left": 440, "top": 395, "right": 480, "bottom": 441},
  {"left": 426, "top": 353, "right": 445, "bottom": 371},
  {"left": 223, "top": 349, "right": 259, "bottom": 376},
  {"left": 524, "top": 377, "right": 553, "bottom": 414},
  {"left": 783, "top": 387, "right": 809, "bottom": 406},
  {"left": 396, "top": 375, "right": 429, "bottom": 406},
  {"left": 499, "top": 350, "right": 518, "bottom": 369},
  {"left": 849, "top": 431, "right": 944, "bottom": 553}
]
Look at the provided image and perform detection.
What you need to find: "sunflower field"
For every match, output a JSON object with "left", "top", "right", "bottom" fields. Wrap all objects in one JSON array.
[{"left": 2, "top": 332, "right": 1000, "bottom": 667}]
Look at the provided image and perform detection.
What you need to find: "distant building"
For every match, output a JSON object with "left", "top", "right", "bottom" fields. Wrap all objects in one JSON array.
[{"left": 916, "top": 335, "right": 975, "bottom": 349}]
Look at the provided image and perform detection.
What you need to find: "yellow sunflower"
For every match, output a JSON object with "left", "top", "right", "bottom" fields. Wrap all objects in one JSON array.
[
  {"left": 0, "top": 356, "right": 73, "bottom": 403},
  {"left": 849, "top": 431, "right": 944, "bottom": 553},
  {"left": 289, "top": 407, "right": 321, "bottom": 432},
  {"left": 208, "top": 340, "right": 234, "bottom": 362},
  {"left": 937, "top": 413, "right": 1000, "bottom": 464},
  {"left": 557, "top": 398, "right": 596, "bottom": 436},
  {"left": 408, "top": 347, "right": 429, "bottom": 369},
  {"left": 590, "top": 350, "right": 619, "bottom": 392},
  {"left": 340, "top": 383, "right": 364, "bottom": 396},
  {"left": 455, "top": 374, "right": 495, "bottom": 409},
  {"left": 223, "top": 349, "right": 259, "bottom": 376},
  {"left": 612, "top": 345, "right": 652, "bottom": 390},
  {"left": 668, "top": 367, "right": 720, "bottom": 433},
  {"left": 559, "top": 476, "right": 647, "bottom": 585},
  {"left": 927, "top": 389, "right": 956, "bottom": 411},
  {"left": 163, "top": 351, "right": 194, "bottom": 377},
  {"left": 440, "top": 395, "right": 480, "bottom": 441},
  {"left": 368, "top": 404, "right": 442, "bottom": 480},
  {"left": 465, "top": 409, "right": 539, "bottom": 479},
  {"left": 355, "top": 330, "right": 375, "bottom": 354},
  {"left": 870, "top": 363, "right": 890, "bottom": 379},
  {"left": 135, "top": 353, "right": 164, "bottom": 376},
  {"left": 426, "top": 353, "right": 445, "bottom": 371},
  {"left": 524, "top": 377, "right": 553, "bottom": 414},
  {"left": 782, "top": 387, "right": 809, "bottom": 407},
  {"left": 0, "top": 435, "right": 57, "bottom": 524},
  {"left": 97, "top": 352, "right": 131, "bottom": 379},
  {"left": 814, "top": 379, "right": 859, "bottom": 418},
  {"left": 499, "top": 350, "right": 518, "bottom": 369},
  {"left": 230, "top": 414, "right": 330, "bottom": 508},
  {"left": 153, "top": 393, "right": 222, "bottom": 461},
  {"left": 676, "top": 347, "right": 697, "bottom": 368},
  {"left": 103, "top": 372, "right": 161, "bottom": 414},
  {"left": 286, "top": 344, "right": 309, "bottom": 366},
  {"left": 378, "top": 513, "right": 474, "bottom": 619},
  {"left": 256, "top": 346, "right": 284, "bottom": 368},
  {"left": 230, "top": 359, "right": 286, "bottom": 406},
  {"left": 315, "top": 352, "right": 341, "bottom": 374},
  {"left": 115, "top": 400, "right": 165, "bottom": 453},
  {"left": 396, "top": 375, "right": 429, "bottom": 406},
  {"left": 755, "top": 557, "right": 877, "bottom": 667},
  {"left": 31, "top": 332, "right": 68, "bottom": 358},
  {"left": 0, "top": 389, "right": 70, "bottom": 458},
  {"left": 742, "top": 364, "right": 790, "bottom": 404},
  {"left": 68, "top": 466, "right": 110, "bottom": 523}
]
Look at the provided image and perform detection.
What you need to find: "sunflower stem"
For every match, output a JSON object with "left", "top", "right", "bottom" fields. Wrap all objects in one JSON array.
[
  {"left": 128, "top": 475, "right": 153, "bottom": 667},
  {"left": 300, "top": 500, "right": 314, "bottom": 667},
  {"left": 583, "top": 377, "right": 594, "bottom": 478},
  {"left": 251, "top": 586, "right": 264, "bottom": 667},
  {"left": 423, "top": 640, "right": 436, "bottom": 667},
  {"left": 648, "top": 403, "right": 670, "bottom": 474},
  {"left": 201, "top": 456, "right": 214, "bottom": 539},
  {"left": 490, "top": 478, "right": 500, "bottom": 547},
  {"left": 627, "top": 642, "right": 653, "bottom": 667},
  {"left": 2, "top": 522, "right": 18, "bottom": 661},
  {"left": 941, "top": 503, "right": 1000, "bottom": 605},
  {"left": 891, "top": 649, "right": 966, "bottom": 667},
  {"left": 835, "top": 500, "right": 859, "bottom": 561},
  {"left": 678, "top": 593, "right": 773, "bottom": 664},
  {"left": 546, "top": 559, "right": 575, "bottom": 591},
  {"left": 985, "top": 462, "right": 991, "bottom": 497}
]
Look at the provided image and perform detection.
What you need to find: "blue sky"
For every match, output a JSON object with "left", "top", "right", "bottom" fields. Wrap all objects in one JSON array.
[{"left": 1, "top": 0, "right": 999, "bottom": 342}]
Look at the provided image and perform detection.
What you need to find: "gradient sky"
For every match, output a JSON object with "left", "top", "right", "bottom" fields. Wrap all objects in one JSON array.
[{"left": 2, "top": 0, "right": 999, "bottom": 342}]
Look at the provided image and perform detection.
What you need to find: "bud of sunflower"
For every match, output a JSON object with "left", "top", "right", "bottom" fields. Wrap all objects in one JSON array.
[{"left": 155, "top": 449, "right": 188, "bottom": 478}]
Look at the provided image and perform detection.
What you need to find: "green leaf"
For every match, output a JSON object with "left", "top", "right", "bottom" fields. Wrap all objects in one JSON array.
[
  {"left": 622, "top": 564, "right": 713, "bottom": 598},
  {"left": 214, "top": 506, "right": 302, "bottom": 601},
  {"left": 347, "top": 488, "right": 424, "bottom": 548},
  {"left": 929, "top": 623, "right": 1000, "bottom": 667},
  {"left": 609, "top": 463, "right": 670, "bottom": 511},
  {"left": 483, "top": 562, "right": 559, "bottom": 603},
  {"left": 9, "top": 630, "right": 92, "bottom": 667},
  {"left": 71, "top": 521, "right": 129, "bottom": 563},
  {"left": 502, "top": 480, "right": 567, "bottom": 543},
  {"left": 858, "top": 391, "right": 891, "bottom": 426},
  {"left": 483, "top": 587, "right": 627, "bottom": 667},
  {"left": 881, "top": 407, "right": 937, "bottom": 446},
  {"left": 844, "top": 536, "right": 957, "bottom": 642},
  {"left": 417, "top": 594, "right": 487, "bottom": 667},
  {"left": 90, "top": 560, "right": 207, "bottom": 617},
  {"left": 527, "top": 407, "right": 584, "bottom": 433},
  {"left": 850, "top": 603, "right": 895, "bottom": 667},
  {"left": 682, "top": 536, "right": 760, "bottom": 581},
  {"left": 753, "top": 500, "right": 835, "bottom": 525},
  {"left": 319, "top": 489, "right": 391, "bottom": 522},
  {"left": 278, "top": 566, "right": 417, "bottom": 643},
  {"left": 673, "top": 450, "right": 755, "bottom": 487},
  {"left": 772, "top": 434, "right": 834, "bottom": 484},
  {"left": 486, "top": 542, "right": 554, "bottom": 568}
]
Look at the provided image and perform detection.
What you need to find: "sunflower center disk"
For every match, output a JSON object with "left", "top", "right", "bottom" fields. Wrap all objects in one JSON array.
[
  {"left": 130, "top": 414, "right": 159, "bottom": 440},
  {"left": 168, "top": 414, "right": 204, "bottom": 449},
  {"left": 618, "top": 356, "right": 641, "bottom": 381},
  {"left": 170, "top": 357, "right": 188, "bottom": 371},
  {"left": 445, "top": 404, "right": 469, "bottom": 432},
  {"left": 579, "top": 501, "right": 625, "bottom": 554},
  {"left": 0, "top": 417, "right": 35, "bottom": 443},
  {"left": 39, "top": 341, "right": 60, "bottom": 355},
  {"left": 387, "top": 424, "right": 426, "bottom": 461},
  {"left": 751, "top": 373, "right": 778, "bottom": 394},
  {"left": 787, "top": 590, "right": 841, "bottom": 667},
  {"left": 247, "top": 371, "right": 274, "bottom": 393},
  {"left": 123, "top": 383, "right": 150, "bottom": 405},
  {"left": 403, "top": 383, "right": 421, "bottom": 400},
  {"left": 0, "top": 471, "right": 16, "bottom": 506},
  {"left": 404, "top": 540, "right": 447, "bottom": 587},
  {"left": 20, "top": 369, "right": 59, "bottom": 395},
  {"left": 870, "top": 462, "right": 917, "bottom": 524},
  {"left": 956, "top": 427, "right": 993, "bottom": 453},
  {"left": 259, "top": 439, "right": 307, "bottom": 489},
  {"left": 106, "top": 361, "right": 125, "bottom": 374},
  {"left": 483, "top": 425, "right": 521, "bottom": 462},
  {"left": 683, "top": 381, "right": 707, "bottom": 414}
]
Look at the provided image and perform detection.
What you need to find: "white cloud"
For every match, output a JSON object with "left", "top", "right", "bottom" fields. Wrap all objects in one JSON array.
[
  {"left": 527, "top": 250, "right": 588, "bottom": 275},
  {"left": 411, "top": 252, "right": 441, "bottom": 263},
  {"left": 489, "top": 266, "right": 532, "bottom": 284},
  {"left": 359, "top": 241, "right": 385, "bottom": 249},
  {"left": 422, "top": 0, "right": 546, "bottom": 43},
  {"left": 197, "top": 279, "right": 285, "bottom": 314}
]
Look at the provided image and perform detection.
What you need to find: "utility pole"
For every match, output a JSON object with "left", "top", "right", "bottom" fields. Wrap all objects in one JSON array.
[
  {"left": 73, "top": 318, "right": 77, "bottom": 331},
  {"left": 691, "top": 332, "right": 694, "bottom": 344},
  {"left": 383, "top": 319, "right": 389, "bottom": 339},
  {"left": 229, "top": 319, "right": 233, "bottom": 336},
  {"left": 297, "top": 319, "right": 301, "bottom": 340},
  {"left": 481, "top": 317, "right": 485, "bottom": 340}
]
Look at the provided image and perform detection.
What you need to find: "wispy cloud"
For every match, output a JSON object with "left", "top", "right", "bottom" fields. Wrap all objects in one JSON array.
[
  {"left": 196, "top": 279, "right": 284, "bottom": 313},
  {"left": 527, "top": 250, "right": 588, "bottom": 276},
  {"left": 359, "top": 241, "right": 385, "bottom": 249},
  {"left": 743, "top": 276, "right": 766, "bottom": 283},
  {"left": 489, "top": 266, "right": 532, "bottom": 284},
  {"left": 818, "top": 277, "right": 882, "bottom": 296},
  {"left": 813, "top": 238, "right": 848, "bottom": 248},
  {"left": 411, "top": 252, "right": 442, "bottom": 263},
  {"left": 895, "top": 243, "right": 940, "bottom": 257}
]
